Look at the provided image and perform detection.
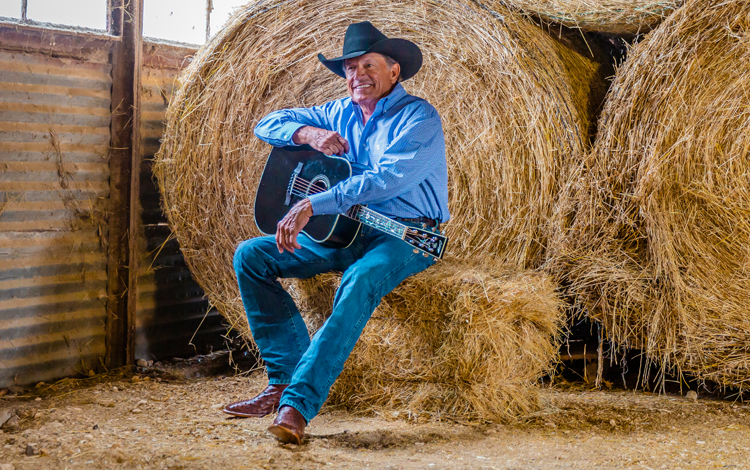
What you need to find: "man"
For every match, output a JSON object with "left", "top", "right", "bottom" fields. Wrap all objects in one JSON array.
[{"left": 223, "top": 21, "right": 449, "bottom": 444}]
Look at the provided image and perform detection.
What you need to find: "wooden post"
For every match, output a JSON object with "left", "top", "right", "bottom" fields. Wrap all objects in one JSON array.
[
  {"left": 127, "top": 1, "right": 144, "bottom": 368},
  {"left": 206, "top": 0, "right": 213, "bottom": 43},
  {"left": 106, "top": 0, "right": 143, "bottom": 369}
]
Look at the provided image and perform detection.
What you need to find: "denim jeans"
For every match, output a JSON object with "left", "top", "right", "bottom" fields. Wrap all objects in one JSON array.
[{"left": 233, "top": 224, "right": 435, "bottom": 423}]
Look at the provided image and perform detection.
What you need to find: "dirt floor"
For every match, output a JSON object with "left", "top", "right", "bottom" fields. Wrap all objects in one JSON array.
[{"left": 0, "top": 360, "right": 749, "bottom": 469}]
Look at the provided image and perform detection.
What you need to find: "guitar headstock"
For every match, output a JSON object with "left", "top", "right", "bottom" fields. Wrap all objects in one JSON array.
[{"left": 404, "top": 226, "right": 448, "bottom": 260}]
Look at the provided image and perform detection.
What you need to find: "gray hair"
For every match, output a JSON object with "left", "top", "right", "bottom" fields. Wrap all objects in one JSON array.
[{"left": 381, "top": 54, "right": 402, "bottom": 82}]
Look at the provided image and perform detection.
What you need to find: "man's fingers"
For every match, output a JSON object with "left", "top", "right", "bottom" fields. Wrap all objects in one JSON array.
[
  {"left": 310, "top": 130, "right": 349, "bottom": 156},
  {"left": 319, "top": 139, "right": 336, "bottom": 155},
  {"left": 277, "top": 222, "right": 292, "bottom": 253},
  {"left": 337, "top": 135, "right": 350, "bottom": 154},
  {"left": 275, "top": 227, "right": 284, "bottom": 253},
  {"left": 284, "top": 228, "right": 291, "bottom": 249},
  {"left": 333, "top": 134, "right": 349, "bottom": 155},
  {"left": 330, "top": 141, "right": 344, "bottom": 156},
  {"left": 324, "top": 142, "right": 343, "bottom": 156},
  {"left": 276, "top": 198, "right": 311, "bottom": 254},
  {"left": 286, "top": 229, "right": 297, "bottom": 253}
]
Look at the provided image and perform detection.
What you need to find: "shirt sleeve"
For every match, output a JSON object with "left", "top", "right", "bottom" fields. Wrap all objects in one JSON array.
[
  {"left": 253, "top": 101, "right": 338, "bottom": 147},
  {"left": 308, "top": 106, "right": 445, "bottom": 216}
]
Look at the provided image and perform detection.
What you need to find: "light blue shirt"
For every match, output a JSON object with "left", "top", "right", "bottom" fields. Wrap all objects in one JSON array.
[{"left": 254, "top": 83, "right": 450, "bottom": 223}]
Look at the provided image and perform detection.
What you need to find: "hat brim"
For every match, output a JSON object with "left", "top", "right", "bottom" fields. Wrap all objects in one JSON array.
[{"left": 318, "top": 38, "right": 423, "bottom": 80}]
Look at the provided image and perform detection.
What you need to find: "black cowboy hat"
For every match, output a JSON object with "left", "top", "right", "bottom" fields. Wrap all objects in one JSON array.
[{"left": 318, "top": 21, "right": 423, "bottom": 80}]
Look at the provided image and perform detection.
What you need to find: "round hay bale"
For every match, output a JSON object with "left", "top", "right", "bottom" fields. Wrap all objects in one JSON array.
[
  {"left": 296, "top": 259, "right": 564, "bottom": 422},
  {"left": 555, "top": 0, "right": 750, "bottom": 389},
  {"left": 154, "top": 0, "right": 604, "bottom": 341},
  {"left": 501, "top": 0, "right": 682, "bottom": 34}
]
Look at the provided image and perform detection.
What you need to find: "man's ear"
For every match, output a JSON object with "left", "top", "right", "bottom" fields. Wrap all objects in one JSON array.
[{"left": 391, "top": 62, "right": 401, "bottom": 84}]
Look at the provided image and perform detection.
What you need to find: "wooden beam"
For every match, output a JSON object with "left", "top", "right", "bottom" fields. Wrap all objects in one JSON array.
[
  {"left": 106, "top": 0, "right": 143, "bottom": 369},
  {"left": 0, "top": 22, "right": 118, "bottom": 60},
  {"left": 142, "top": 40, "right": 196, "bottom": 70}
]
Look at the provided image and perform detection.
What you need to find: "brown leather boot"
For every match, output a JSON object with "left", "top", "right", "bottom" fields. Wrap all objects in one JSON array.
[
  {"left": 222, "top": 384, "right": 288, "bottom": 418},
  {"left": 267, "top": 405, "right": 306, "bottom": 445}
]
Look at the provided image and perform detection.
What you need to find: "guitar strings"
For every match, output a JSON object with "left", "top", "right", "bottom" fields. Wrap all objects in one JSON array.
[
  {"left": 289, "top": 177, "right": 433, "bottom": 247},
  {"left": 287, "top": 176, "right": 438, "bottom": 250},
  {"left": 288, "top": 179, "right": 432, "bottom": 247},
  {"left": 289, "top": 178, "right": 426, "bottom": 240},
  {"left": 288, "top": 189, "right": 432, "bottom": 249}
]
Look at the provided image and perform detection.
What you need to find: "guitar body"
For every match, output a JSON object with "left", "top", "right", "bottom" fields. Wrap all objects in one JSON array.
[{"left": 254, "top": 145, "right": 361, "bottom": 247}]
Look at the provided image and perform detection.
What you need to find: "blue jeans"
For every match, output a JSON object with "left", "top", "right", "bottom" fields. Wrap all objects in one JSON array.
[{"left": 233, "top": 224, "right": 435, "bottom": 423}]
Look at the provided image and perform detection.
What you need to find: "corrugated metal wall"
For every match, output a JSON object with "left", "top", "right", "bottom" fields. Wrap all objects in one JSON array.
[
  {"left": 135, "top": 52, "right": 227, "bottom": 362},
  {"left": 0, "top": 48, "right": 111, "bottom": 385},
  {"left": 0, "top": 35, "right": 230, "bottom": 387}
]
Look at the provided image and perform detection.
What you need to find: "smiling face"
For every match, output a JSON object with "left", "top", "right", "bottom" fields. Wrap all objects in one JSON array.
[{"left": 344, "top": 53, "right": 401, "bottom": 107}]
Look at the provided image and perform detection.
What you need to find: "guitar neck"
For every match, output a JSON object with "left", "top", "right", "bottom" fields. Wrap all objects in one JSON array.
[
  {"left": 343, "top": 205, "right": 447, "bottom": 260},
  {"left": 344, "top": 205, "right": 407, "bottom": 240}
]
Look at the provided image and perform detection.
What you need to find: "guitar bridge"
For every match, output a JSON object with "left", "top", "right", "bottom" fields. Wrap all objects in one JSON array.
[{"left": 285, "top": 162, "right": 304, "bottom": 206}]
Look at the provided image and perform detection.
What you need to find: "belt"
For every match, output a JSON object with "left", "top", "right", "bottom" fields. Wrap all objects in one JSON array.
[{"left": 394, "top": 216, "right": 439, "bottom": 228}]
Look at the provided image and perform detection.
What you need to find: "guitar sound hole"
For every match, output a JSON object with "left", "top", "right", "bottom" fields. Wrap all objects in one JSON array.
[{"left": 307, "top": 175, "right": 330, "bottom": 196}]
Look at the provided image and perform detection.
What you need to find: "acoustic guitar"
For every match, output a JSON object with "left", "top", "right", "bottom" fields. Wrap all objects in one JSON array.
[{"left": 254, "top": 145, "right": 448, "bottom": 260}]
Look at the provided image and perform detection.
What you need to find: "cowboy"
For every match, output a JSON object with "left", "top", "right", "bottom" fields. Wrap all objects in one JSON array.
[{"left": 224, "top": 21, "right": 450, "bottom": 444}]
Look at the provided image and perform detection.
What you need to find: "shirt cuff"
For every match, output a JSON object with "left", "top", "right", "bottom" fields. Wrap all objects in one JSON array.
[
  {"left": 280, "top": 122, "right": 306, "bottom": 146},
  {"left": 307, "top": 191, "right": 339, "bottom": 216}
]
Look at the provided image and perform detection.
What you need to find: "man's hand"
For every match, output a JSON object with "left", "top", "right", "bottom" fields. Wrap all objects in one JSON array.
[
  {"left": 276, "top": 198, "right": 314, "bottom": 253},
  {"left": 293, "top": 126, "right": 350, "bottom": 156}
]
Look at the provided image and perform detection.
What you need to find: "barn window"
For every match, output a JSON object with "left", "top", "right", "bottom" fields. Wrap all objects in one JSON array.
[
  {"left": 0, "top": 0, "right": 108, "bottom": 30},
  {"left": 143, "top": 0, "right": 207, "bottom": 45},
  {"left": 142, "top": 0, "right": 246, "bottom": 45},
  {"left": 0, "top": 1, "right": 246, "bottom": 44},
  {"left": 26, "top": 0, "right": 107, "bottom": 30},
  {"left": 208, "top": 0, "right": 246, "bottom": 37},
  {"left": 0, "top": 0, "right": 21, "bottom": 19}
]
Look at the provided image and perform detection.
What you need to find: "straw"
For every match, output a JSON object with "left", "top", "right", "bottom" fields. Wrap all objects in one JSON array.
[
  {"left": 296, "top": 258, "right": 564, "bottom": 422},
  {"left": 551, "top": 0, "right": 750, "bottom": 390},
  {"left": 500, "top": 0, "right": 682, "bottom": 34}
]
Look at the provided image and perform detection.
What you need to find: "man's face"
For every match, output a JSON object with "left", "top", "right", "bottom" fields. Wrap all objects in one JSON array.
[{"left": 344, "top": 53, "right": 400, "bottom": 105}]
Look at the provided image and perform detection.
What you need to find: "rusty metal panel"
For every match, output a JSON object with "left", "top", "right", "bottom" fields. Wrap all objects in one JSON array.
[
  {"left": 135, "top": 60, "right": 227, "bottom": 362},
  {"left": 0, "top": 49, "right": 111, "bottom": 387}
]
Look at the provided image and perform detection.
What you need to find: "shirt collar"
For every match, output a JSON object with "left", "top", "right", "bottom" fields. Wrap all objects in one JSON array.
[{"left": 380, "top": 83, "right": 407, "bottom": 112}]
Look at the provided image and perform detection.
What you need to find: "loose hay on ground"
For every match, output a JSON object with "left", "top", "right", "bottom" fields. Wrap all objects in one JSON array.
[
  {"left": 501, "top": 0, "right": 682, "bottom": 34},
  {"left": 551, "top": 0, "right": 750, "bottom": 390},
  {"left": 154, "top": 0, "right": 606, "bottom": 342},
  {"left": 296, "top": 259, "right": 564, "bottom": 423}
]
